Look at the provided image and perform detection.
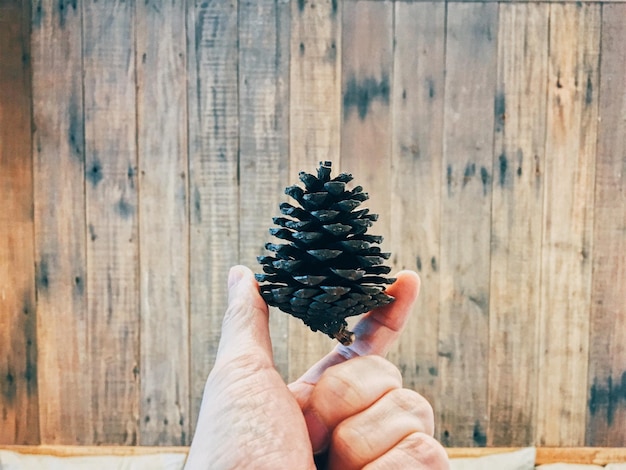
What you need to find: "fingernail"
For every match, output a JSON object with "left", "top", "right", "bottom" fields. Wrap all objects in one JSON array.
[
  {"left": 304, "top": 410, "right": 329, "bottom": 454},
  {"left": 228, "top": 266, "right": 244, "bottom": 289}
]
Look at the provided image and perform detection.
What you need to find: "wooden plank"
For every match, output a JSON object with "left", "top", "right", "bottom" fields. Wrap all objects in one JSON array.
[
  {"left": 238, "top": 0, "right": 291, "bottom": 379},
  {"left": 187, "top": 0, "right": 239, "bottom": 433},
  {"left": 487, "top": 3, "right": 549, "bottom": 446},
  {"left": 438, "top": 2, "right": 498, "bottom": 447},
  {"left": 82, "top": 0, "right": 139, "bottom": 444},
  {"left": 586, "top": 3, "right": 626, "bottom": 447},
  {"left": 0, "top": 0, "right": 38, "bottom": 445},
  {"left": 287, "top": 0, "right": 341, "bottom": 381},
  {"left": 136, "top": 0, "right": 189, "bottom": 446},
  {"left": 341, "top": 0, "right": 393, "bottom": 238},
  {"left": 536, "top": 447, "right": 626, "bottom": 465},
  {"left": 388, "top": 1, "right": 445, "bottom": 407},
  {"left": 536, "top": 3, "right": 601, "bottom": 447},
  {"left": 0, "top": 445, "right": 189, "bottom": 457},
  {"left": 31, "top": 0, "right": 89, "bottom": 445}
]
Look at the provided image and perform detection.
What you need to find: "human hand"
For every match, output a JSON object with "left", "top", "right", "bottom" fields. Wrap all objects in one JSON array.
[{"left": 184, "top": 265, "right": 449, "bottom": 469}]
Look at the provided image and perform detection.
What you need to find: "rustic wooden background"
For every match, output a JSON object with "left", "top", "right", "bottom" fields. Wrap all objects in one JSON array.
[{"left": 1, "top": 0, "right": 625, "bottom": 449}]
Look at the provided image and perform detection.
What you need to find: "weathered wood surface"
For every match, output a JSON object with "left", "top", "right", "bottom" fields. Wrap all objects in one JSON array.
[
  {"left": 586, "top": 3, "right": 626, "bottom": 447},
  {"left": 136, "top": 0, "right": 189, "bottom": 446},
  {"left": 0, "top": 0, "right": 38, "bottom": 445},
  {"left": 438, "top": 2, "right": 498, "bottom": 447},
  {"left": 536, "top": 3, "right": 600, "bottom": 447},
  {"left": 31, "top": 0, "right": 87, "bottom": 445},
  {"left": 82, "top": 0, "right": 140, "bottom": 444},
  {"left": 487, "top": 3, "right": 548, "bottom": 446},
  {"left": 0, "top": 0, "right": 624, "bottom": 447}
]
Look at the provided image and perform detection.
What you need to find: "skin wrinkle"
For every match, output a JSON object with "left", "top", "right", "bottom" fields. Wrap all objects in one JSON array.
[
  {"left": 241, "top": 427, "right": 309, "bottom": 465},
  {"left": 218, "top": 303, "right": 273, "bottom": 365},
  {"left": 329, "top": 390, "right": 432, "bottom": 468},
  {"left": 336, "top": 338, "right": 370, "bottom": 360},
  {"left": 363, "top": 433, "right": 450, "bottom": 470},
  {"left": 213, "top": 349, "right": 272, "bottom": 376},
  {"left": 389, "top": 388, "right": 435, "bottom": 435},
  {"left": 320, "top": 371, "right": 367, "bottom": 410},
  {"left": 221, "top": 301, "right": 267, "bottom": 339},
  {"left": 201, "top": 370, "right": 310, "bottom": 469},
  {"left": 211, "top": 443, "right": 310, "bottom": 470},
  {"left": 202, "top": 351, "right": 310, "bottom": 465},
  {"left": 301, "top": 357, "right": 405, "bottom": 457},
  {"left": 310, "top": 356, "right": 403, "bottom": 421},
  {"left": 407, "top": 432, "right": 450, "bottom": 467},
  {"left": 334, "top": 421, "right": 373, "bottom": 467}
]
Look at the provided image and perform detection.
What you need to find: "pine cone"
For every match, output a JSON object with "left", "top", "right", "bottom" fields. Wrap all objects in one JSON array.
[{"left": 255, "top": 161, "right": 395, "bottom": 345}]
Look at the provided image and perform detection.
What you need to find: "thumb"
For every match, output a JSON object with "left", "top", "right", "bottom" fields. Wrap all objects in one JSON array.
[{"left": 214, "top": 265, "right": 274, "bottom": 367}]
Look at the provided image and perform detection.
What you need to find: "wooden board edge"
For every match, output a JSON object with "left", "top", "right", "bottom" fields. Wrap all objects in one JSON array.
[
  {"left": 0, "top": 446, "right": 189, "bottom": 457},
  {"left": 447, "top": 447, "right": 626, "bottom": 464},
  {"left": 2, "top": 446, "right": 626, "bottom": 464}
]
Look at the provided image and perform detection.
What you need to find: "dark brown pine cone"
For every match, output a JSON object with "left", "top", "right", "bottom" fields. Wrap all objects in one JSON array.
[{"left": 255, "top": 161, "right": 395, "bottom": 345}]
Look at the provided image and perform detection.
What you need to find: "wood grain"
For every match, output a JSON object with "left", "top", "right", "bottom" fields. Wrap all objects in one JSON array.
[
  {"left": 438, "top": 2, "right": 498, "bottom": 447},
  {"left": 487, "top": 3, "right": 548, "bottom": 446},
  {"left": 536, "top": 3, "right": 600, "bottom": 446},
  {"left": 238, "top": 0, "right": 291, "bottom": 379},
  {"left": 0, "top": 0, "right": 38, "bottom": 445},
  {"left": 289, "top": 0, "right": 341, "bottom": 169},
  {"left": 287, "top": 0, "right": 341, "bottom": 381},
  {"left": 31, "top": 0, "right": 88, "bottom": 445},
  {"left": 341, "top": 0, "right": 393, "bottom": 235},
  {"left": 136, "top": 0, "right": 189, "bottom": 446},
  {"left": 389, "top": 1, "right": 445, "bottom": 406},
  {"left": 586, "top": 3, "right": 626, "bottom": 446},
  {"left": 82, "top": 0, "right": 139, "bottom": 444},
  {"left": 186, "top": 0, "right": 240, "bottom": 432}
]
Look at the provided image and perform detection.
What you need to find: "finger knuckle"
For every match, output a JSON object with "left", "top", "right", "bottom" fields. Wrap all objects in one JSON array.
[
  {"left": 333, "top": 422, "right": 371, "bottom": 462},
  {"left": 401, "top": 433, "right": 449, "bottom": 468},
  {"left": 388, "top": 389, "right": 435, "bottom": 427},
  {"left": 317, "top": 370, "right": 358, "bottom": 407},
  {"left": 318, "top": 356, "right": 400, "bottom": 404}
]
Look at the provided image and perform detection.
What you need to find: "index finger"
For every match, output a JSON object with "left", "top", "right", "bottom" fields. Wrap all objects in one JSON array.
[{"left": 289, "top": 270, "right": 420, "bottom": 401}]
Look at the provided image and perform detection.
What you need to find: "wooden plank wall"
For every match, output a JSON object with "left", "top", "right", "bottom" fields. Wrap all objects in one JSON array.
[{"left": 0, "top": 0, "right": 625, "bottom": 448}]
